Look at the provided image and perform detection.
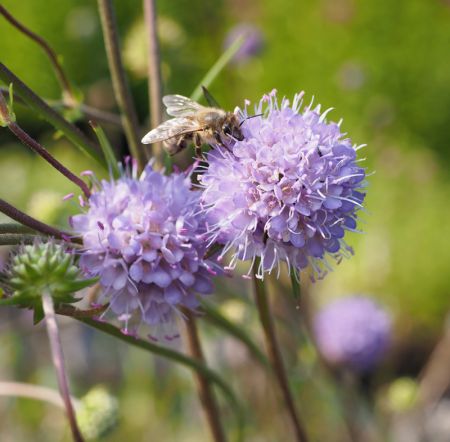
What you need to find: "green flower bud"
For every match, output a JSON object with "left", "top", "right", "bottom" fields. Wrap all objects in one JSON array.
[
  {"left": 8, "top": 240, "right": 95, "bottom": 302},
  {"left": 77, "top": 387, "right": 119, "bottom": 440}
]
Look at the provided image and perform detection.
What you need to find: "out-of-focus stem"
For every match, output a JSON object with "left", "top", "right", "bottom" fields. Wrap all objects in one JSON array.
[
  {"left": 0, "top": 199, "right": 71, "bottom": 240},
  {"left": 143, "top": 0, "right": 164, "bottom": 168},
  {"left": 0, "top": 5, "right": 75, "bottom": 104},
  {"left": 97, "top": 0, "right": 146, "bottom": 171},
  {"left": 0, "top": 64, "right": 104, "bottom": 165},
  {"left": 0, "top": 381, "right": 81, "bottom": 410},
  {"left": 252, "top": 268, "right": 309, "bottom": 442},
  {"left": 182, "top": 311, "right": 227, "bottom": 442},
  {"left": 0, "top": 233, "right": 41, "bottom": 245},
  {"left": 42, "top": 291, "right": 84, "bottom": 442}
]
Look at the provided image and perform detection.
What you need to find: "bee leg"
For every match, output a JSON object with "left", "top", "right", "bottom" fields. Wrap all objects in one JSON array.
[
  {"left": 213, "top": 132, "right": 223, "bottom": 145},
  {"left": 194, "top": 133, "right": 203, "bottom": 159}
]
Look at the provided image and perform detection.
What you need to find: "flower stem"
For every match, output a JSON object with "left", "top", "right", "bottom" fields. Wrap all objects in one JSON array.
[
  {"left": 0, "top": 96, "right": 90, "bottom": 197},
  {"left": 97, "top": 0, "right": 146, "bottom": 171},
  {"left": 0, "top": 64, "right": 104, "bottom": 165},
  {"left": 143, "top": 0, "right": 164, "bottom": 169},
  {"left": 0, "top": 5, "right": 75, "bottom": 104},
  {"left": 0, "top": 233, "right": 41, "bottom": 245},
  {"left": 182, "top": 310, "right": 227, "bottom": 442},
  {"left": 42, "top": 291, "right": 84, "bottom": 442},
  {"left": 0, "top": 381, "right": 81, "bottom": 410},
  {"left": 252, "top": 268, "right": 309, "bottom": 442},
  {"left": 0, "top": 198, "right": 72, "bottom": 240}
]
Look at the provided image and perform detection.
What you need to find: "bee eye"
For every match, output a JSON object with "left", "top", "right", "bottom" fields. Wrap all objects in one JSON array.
[{"left": 222, "top": 124, "right": 231, "bottom": 135}]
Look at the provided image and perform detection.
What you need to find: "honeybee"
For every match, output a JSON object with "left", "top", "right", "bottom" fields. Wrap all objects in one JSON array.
[{"left": 141, "top": 95, "right": 245, "bottom": 156}]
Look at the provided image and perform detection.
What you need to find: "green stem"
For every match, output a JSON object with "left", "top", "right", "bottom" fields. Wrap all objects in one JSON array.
[
  {"left": 42, "top": 291, "right": 84, "bottom": 442},
  {"left": 190, "top": 36, "right": 245, "bottom": 102},
  {"left": 0, "top": 233, "right": 41, "bottom": 245},
  {"left": 60, "top": 313, "right": 244, "bottom": 438},
  {"left": 143, "top": 0, "right": 164, "bottom": 169},
  {"left": 0, "top": 223, "right": 35, "bottom": 234},
  {"left": 252, "top": 264, "right": 309, "bottom": 442},
  {"left": 0, "top": 64, "right": 103, "bottom": 165},
  {"left": 97, "top": 0, "right": 146, "bottom": 171}
]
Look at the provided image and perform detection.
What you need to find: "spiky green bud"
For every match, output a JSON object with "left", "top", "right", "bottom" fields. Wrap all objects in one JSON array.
[
  {"left": 77, "top": 387, "right": 119, "bottom": 440},
  {"left": 9, "top": 241, "right": 95, "bottom": 301}
]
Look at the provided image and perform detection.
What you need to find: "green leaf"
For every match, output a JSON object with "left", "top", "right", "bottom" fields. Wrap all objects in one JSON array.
[
  {"left": 90, "top": 121, "right": 120, "bottom": 178},
  {"left": 290, "top": 269, "right": 301, "bottom": 300},
  {"left": 201, "top": 86, "right": 221, "bottom": 108},
  {"left": 190, "top": 35, "right": 245, "bottom": 102},
  {"left": 33, "top": 302, "right": 44, "bottom": 324}
]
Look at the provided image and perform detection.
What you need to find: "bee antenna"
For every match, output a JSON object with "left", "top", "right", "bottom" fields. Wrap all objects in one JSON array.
[{"left": 239, "top": 113, "right": 263, "bottom": 127}]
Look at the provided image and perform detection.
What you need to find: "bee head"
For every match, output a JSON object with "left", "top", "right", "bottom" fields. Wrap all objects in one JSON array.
[{"left": 222, "top": 115, "right": 244, "bottom": 141}]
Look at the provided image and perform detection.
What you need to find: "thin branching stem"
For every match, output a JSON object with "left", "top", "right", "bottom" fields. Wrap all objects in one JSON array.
[
  {"left": 0, "top": 5, "right": 75, "bottom": 103},
  {"left": 182, "top": 310, "right": 227, "bottom": 442},
  {"left": 0, "top": 199, "right": 71, "bottom": 240},
  {"left": 0, "top": 94, "right": 90, "bottom": 197},
  {"left": 0, "top": 64, "right": 104, "bottom": 165},
  {"left": 143, "top": 0, "right": 163, "bottom": 168},
  {"left": 42, "top": 291, "right": 84, "bottom": 442},
  {"left": 252, "top": 266, "right": 309, "bottom": 442},
  {"left": 97, "top": 0, "right": 146, "bottom": 171}
]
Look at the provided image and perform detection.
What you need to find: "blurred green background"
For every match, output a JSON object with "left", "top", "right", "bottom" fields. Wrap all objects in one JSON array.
[{"left": 0, "top": 0, "right": 450, "bottom": 440}]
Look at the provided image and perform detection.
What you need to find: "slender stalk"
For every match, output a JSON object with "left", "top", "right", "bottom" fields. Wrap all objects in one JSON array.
[
  {"left": 0, "top": 233, "right": 41, "bottom": 245},
  {"left": 252, "top": 268, "right": 309, "bottom": 442},
  {"left": 42, "top": 291, "right": 84, "bottom": 442},
  {"left": 182, "top": 310, "right": 226, "bottom": 442},
  {"left": 190, "top": 36, "right": 245, "bottom": 102},
  {"left": 97, "top": 0, "right": 146, "bottom": 170},
  {"left": 0, "top": 381, "right": 81, "bottom": 410},
  {"left": 0, "top": 64, "right": 104, "bottom": 165},
  {"left": 143, "top": 0, "right": 164, "bottom": 168},
  {"left": 0, "top": 87, "right": 122, "bottom": 127},
  {"left": 0, "top": 198, "right": 71, "bottom": 239},
  {"left": 0, "top": 5, "right": 75, "bottom": 104},
  {"left": 0, "top": 223, "right": 35, "bottom": 234},
  {"left": 0, "top": 94, "right": 90, "bottom": 198}
]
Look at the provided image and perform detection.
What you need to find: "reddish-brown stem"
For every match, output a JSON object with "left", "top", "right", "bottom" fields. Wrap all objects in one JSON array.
[
  {"left": 0, "top": 5, "right": 75, "bottom": 103},
  {"left": 182, "top": 311, "right": 226, "bottom": 442},
  {"left": 143, "top": 0, "right": 164, "bottom": 167},
  {"left": 0, "top": 91, "right": 90, "bottom": 197},
  {"left": 0, "top": 199, "right": 70, "bottom": 240},
  {"left": 8, "top": 122, "right": 90, "bottom": 198},
  {"left": 42, "top": 291, "right": 84, "bottom": 442},
  {"left": 252, "top": 270, "right": 309, "bottom": 442}
]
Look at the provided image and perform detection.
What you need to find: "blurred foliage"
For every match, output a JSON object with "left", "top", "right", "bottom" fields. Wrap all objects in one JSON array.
[{"left": 0, "top": 0, "right": 450, "bottom": 440}]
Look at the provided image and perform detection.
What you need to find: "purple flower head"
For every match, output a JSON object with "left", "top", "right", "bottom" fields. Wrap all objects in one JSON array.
[
  {"left": 313, "top": 296, "right": 391, "bottom": 373},
  {"left": 199, "top": 90, "right": 367, "bottom": 279},
  {"left": 224, "top": 23, "right": 264, "bottom": 64},
  {"left": 71, "top": 163, "right": 219, "bottom": 332}
]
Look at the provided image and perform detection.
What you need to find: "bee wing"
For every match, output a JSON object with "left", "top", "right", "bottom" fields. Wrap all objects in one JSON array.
[
  {"left": 141, "top": 118, "right": 202, "bottom": 144},
  {"left": 162, "top": 95, "right": 206, "bottom": 117}
]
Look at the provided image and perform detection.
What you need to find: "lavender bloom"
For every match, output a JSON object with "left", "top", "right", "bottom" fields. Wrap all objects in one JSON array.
[
  {"left": 199, "top": 90, "right": 366, "bottom": 279},
  {"left": 313, "top": 296, "right": 391, "bottom": 372},
  {"left": 224, "top": 23, "right": 264, "bottom": 64},
  {"left": 71, "top": 163, "right": 218, "bottom": 332}
]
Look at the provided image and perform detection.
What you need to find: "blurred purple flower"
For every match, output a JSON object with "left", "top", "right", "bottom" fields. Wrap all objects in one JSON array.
[
  {"left": 71, "top": 163, "right": 219, "bottom": 333},
  {"left": 224, "top": 23, "right": 264, "bottom": 63},
  {"left": 199, "top": 90, "right": 367, "bottom": 279},
  {"left": 313, "top": 296, "right": 391, "bottom": 372}
]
